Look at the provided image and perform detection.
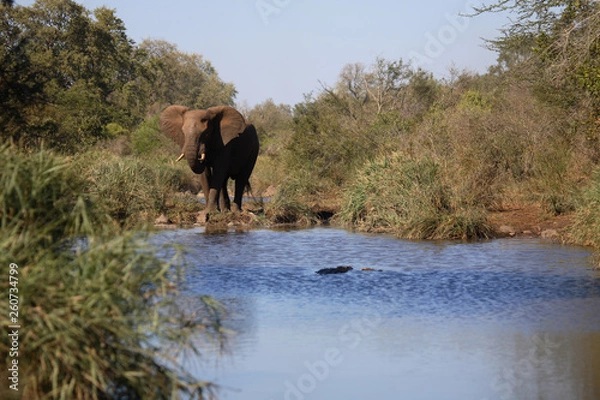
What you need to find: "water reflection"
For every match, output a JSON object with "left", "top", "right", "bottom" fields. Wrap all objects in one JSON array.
[{"left": 154, "top": 228, "right": 600, "bottom": 400}]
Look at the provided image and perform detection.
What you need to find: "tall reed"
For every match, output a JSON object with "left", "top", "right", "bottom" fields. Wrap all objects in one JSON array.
[
  {"left": 0, "top": 145, "right": 223, "bottom": 399},
  {"left": 339, "top": 153, "right": 491, "bottom": 239}
]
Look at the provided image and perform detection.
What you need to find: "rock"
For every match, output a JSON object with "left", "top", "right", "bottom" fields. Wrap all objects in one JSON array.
[
  {"left": 498, "top": 225, "right": 517, "bottom": 236},
  {"left": 541, "top": 229, "right": 559, "bottom": 239},
  {"left": 316, "top": 266, "right": 353, "bottom": 275},
  {"left": 262, "top": 185, "right": 278, "bottom": 198},
  {"left": 155, "top": 214, "right": 171, "bottom": 225},
  {"left": 196, "top": 210, "right": 208, "bottom": 224}
]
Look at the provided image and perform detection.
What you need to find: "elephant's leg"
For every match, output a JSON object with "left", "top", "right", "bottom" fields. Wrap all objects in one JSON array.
[
  {"left": 220, "top": 179, "right": 231, "bottom": 211},
  {"left": 205, "top": 169, "right": 222, "bottom": 217},
  {"left": 207, "top": 154, "right": 230, "bottom": 216},
  {"left": 197, "top": 170, "right": 214, "bottom": 221},
  {"left": 198, "top": 170, "right": 210, "bottom": 201},
  {"left": 233, "top": 176, "right": 250, "bottom": 212},
  {"left": 206, "top": 188, "right": 220, "bottom": 216}
]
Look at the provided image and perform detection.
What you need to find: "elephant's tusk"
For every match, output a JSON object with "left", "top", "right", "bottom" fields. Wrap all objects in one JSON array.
[
  {"left": 198, "top": 153, "right": 206, "bottom": 162},
  {"left": 176, "top": 153, "right": 185, "bottom": 162}
]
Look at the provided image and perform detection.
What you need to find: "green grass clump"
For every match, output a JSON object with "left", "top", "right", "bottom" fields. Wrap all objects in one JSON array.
[
  {"left": 0, "top": 145, "right": 223, "bottom": 399},
  {"left": 131, "top": 116, "right": 165, "bottom": 156},
  {"left": 570, "top": 168, "right": 600, "bottom": 249},
  {"left": 81, "top": 152, "right": 186, "bottom": 228},
  {"left": 267, "top": 178, "right": 317, "bottom": 224},
  {"left": 339, "top": 153, "right": 491, "bottom": 239}
]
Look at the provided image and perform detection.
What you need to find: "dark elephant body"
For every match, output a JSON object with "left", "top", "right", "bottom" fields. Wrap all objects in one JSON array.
[
  {"left": 159, "top": 105, "right": 259, "bottom": 218},
  {"left": 201, "top": 122, "right": 259, "bottom": 212}
]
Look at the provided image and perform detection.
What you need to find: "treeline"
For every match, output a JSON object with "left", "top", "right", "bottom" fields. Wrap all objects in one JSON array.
[
  {"left": 3, "top": 0, "right": 600, "bottom": 243},
  {"left": 1, "top": 0, "right": 234, "bottom": 151},
  {"left": 258, "top": 1, "right": 600, "bottom": 243}
]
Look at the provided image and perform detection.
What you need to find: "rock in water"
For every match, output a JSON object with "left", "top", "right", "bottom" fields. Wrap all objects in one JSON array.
[
  {"left": 316, "top": 266, "right": 353, "bottom": 275},
  {"left": 155, "top": 214, "right": 171, "bottom": 225}
]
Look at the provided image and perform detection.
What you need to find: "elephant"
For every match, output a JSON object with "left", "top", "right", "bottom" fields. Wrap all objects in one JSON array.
[{"left": 159, "top": 105, "right": 259, "bottom": 219}]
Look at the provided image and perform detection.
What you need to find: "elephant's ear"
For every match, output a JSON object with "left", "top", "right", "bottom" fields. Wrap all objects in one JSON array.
[
  {"left": 159, "top": 105, "right": 189, "bottom": 148},
  {"left": 207, "top": 106, "right": 246, "bottom": 146}
]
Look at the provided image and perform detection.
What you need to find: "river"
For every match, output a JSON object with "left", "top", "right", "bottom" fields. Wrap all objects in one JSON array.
[{"left": 154, "top": 227, "right": 600, "bottom": 400}]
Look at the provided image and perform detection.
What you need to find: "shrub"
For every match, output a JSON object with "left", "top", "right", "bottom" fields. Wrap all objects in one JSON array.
[
  {"left": 131, "top": 116, "right": 176, "bottom": 157},
  {"left": 0, "top": 144, "right": 103, "bottom": 250},
  {"left": 339, "top": 153, "right": 491, "bottom": 239},
  {"left": 267, "top": 176, "right": 317, "bottom": 224},
  {"left": 570, "top": 168, "right": 600, "bottom": 248},
  {"left": 102, "top": 122, "right": 128, "bottom": 139},
  {"left": 0, "top": 145, "right": 223, "bottom": 399},
  {"left": 83, "top": 153, "right": 185, "bottom": 227}
]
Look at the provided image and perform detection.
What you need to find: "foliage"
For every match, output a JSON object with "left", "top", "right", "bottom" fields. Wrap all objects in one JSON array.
[
  {"left": 131, "top": 116, "right": 166, "bottom": 156},
  {"left": 267, "top": 174, "right": 319, "bottom": 224},
  {"left": 244, "top": 98, "right": 293, "bottom": 155},
  {"left": 0, "top": 145, "right": 223, "bottom": 399},
  {"left": 135, "top": 39, "right": 237, "bottom": 113},
  {"left": 287, "top": 97, "right": 364, "bottom": 187},
  {"left": 0, "top": 1, "right": 236, "bottom": 152},
  {"left": 271, "top": 53, "right": 595, "bottom": 240},
  {"left": 339, "top": 154, "right": 491, "bottom": 239},
  {"left": 413, "top": 80, "right": 580, "bottom": 208},
  {"left": 0, "top": 144, "right": 102, "bottom": 249},
  {"left": 281, "top": 59, "right": 440, "bottom": 196},
  {"left": 478, "top": 1, "right": 600, "bottom": 108},
  {"left": 570, "top": 168, "right": 600, "bottom": 248},
  {"left": 78, "top": 151, "right": 187, "bottom": 228},
  {"left": 1, "top": 0, "right": 138, "bottom": 150}
]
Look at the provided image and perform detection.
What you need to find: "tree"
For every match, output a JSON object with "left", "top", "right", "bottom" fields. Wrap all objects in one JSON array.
[
  {"left": 0, "top": 0, "right": 139, "bottom": 150},
  {"left": 0, "top": 1, "right": 237, "bottom": 151},
  {"left": 136, "top": 39, "right": 236, "bottom": 113},
  {"left": 245, "top": 98, "right": 293, "bottom": 154},
  {"left": 323, "top": 58, "right": 413, "bottom": 120},
  {"left": 477, "top": 1, "right": 600, "bottom": 102}
]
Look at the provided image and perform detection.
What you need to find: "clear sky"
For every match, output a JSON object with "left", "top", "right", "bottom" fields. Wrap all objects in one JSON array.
[{"left": 17, "top": 0, "right": 511, "bottom": 107}]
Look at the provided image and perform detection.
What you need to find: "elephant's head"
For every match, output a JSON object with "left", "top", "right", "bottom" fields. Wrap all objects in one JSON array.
[{"left": 159, "top": 105, "right": 247, "bottom": 174}]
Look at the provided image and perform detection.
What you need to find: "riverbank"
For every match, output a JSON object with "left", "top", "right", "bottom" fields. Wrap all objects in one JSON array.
[
  {"left": 488, "top": 205, "right": 573, "bottom": 239},
  {"left": 154, "top": 193, "right": 575, "bottom": 242}
]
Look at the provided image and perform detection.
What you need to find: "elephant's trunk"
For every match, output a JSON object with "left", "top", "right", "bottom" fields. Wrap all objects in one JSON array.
[{"left": 184, "top": 140, "right": 205, "bottom": 174}]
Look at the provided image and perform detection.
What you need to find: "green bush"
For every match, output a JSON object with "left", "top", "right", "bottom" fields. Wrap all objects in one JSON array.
[
  {"left": 339, "top": 154, "right": 491, "bottom": 239},
  {"left": 268, "top": 177, "right": 316, "bottom": 224},
  {"left": 286, "top": 99, "right": 370, "bottom": 188},
  {"left": 570, "top": 168, "right": 600, "bottom": 248},
  {"left": 531, "top": 139, "right": 579, "bottom": 216},
  {"left": 131, "top": 116, "right": 166, "bottom": 156},
  {"left": 0, "top": 145, "right": 223, "bottom": 399},
  {"left": 82, "top": 152, "right": 184, "bottom": 227},
  {"left": 102, "top": 122, "right": 128, "bottom": 139},
  {"left": 0, "top": 144, "right": 102, "bottom": 250}
]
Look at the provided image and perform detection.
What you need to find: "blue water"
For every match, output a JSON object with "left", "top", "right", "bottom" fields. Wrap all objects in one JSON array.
[{"left": 155, "top": 227, "right": 600, "bottom": 400}]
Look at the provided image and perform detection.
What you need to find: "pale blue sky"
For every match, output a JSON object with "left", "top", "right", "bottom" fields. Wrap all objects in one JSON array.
[{"left": 17, "top": 0, "right": 511, "bottom": 107}]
